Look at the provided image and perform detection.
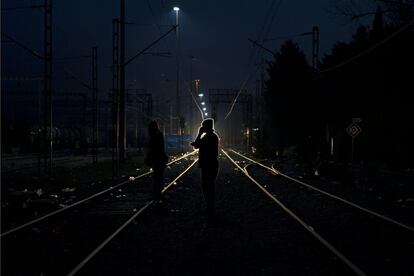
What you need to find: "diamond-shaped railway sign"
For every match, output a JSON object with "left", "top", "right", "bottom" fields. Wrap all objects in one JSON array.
[{"left": 346, "top": 123, "right": 362, "bottom": 138}]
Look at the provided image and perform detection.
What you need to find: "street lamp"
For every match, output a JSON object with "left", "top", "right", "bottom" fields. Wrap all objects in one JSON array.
[
  {"left": 173, "top": 6, "right": 179, "bottom": 28},
  {"left": 198, "top": 93, "right": 203, "bottom": 97},
  {"left": 202, "top": 107, "right": 206, "bottom": 111},
  {"left": 201, "top": 102, "right": 205, "bottom": 106},
  {"left": 205, "top": 113, "right": 208, "bottom": 116},
  {"left": 173, "top": 6, "right": 180, "bottom": 135}
]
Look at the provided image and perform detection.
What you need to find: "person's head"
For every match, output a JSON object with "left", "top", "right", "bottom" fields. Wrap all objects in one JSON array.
[
  {"left": 201, "top": 118, "right": 214, "bottom": 132},
  {"left": 148, "top": 121, "right": 159, "bottom": 136}
]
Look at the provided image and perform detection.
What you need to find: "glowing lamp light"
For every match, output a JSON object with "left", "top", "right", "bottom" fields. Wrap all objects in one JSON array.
[
  {"left": 198, "top": 93, "right": 203, "bottom": 97},
  {"left": 173, "top": 7, "right": 180, "bottom": 11},
  {"left": 202, "top": 107, "right": 206, "bottom": 111},
  {"left": 201, "top": 102, "right": 205, "bottom": 105},
  {"left": 204, "top": 113, "right": 208, "bottom": 116}
]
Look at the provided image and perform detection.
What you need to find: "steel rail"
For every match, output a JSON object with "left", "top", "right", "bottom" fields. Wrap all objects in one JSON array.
[
  {"left": 67, "top": 158, "right": 198, "bottom": 276},
  {"left": 1, "top": 151, "right": 197, "bottom": 237},
  {"left": 223, "top": 149, "right": 366, "bottom": 276},
  {"left": 230, "top": 149, "right": 414, "bottom": 233}
]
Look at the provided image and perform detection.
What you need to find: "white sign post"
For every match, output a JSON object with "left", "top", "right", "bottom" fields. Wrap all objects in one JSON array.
[{"left": 346, "top": 118, "right": 362, "bottom": 162}]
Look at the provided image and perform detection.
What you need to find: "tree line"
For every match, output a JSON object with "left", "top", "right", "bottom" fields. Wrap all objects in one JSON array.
[{"left": 263, "top": 2, "right": 414, "bottom": 168}]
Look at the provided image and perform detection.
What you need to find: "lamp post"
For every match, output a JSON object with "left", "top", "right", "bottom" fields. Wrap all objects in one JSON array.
[{"left": 173, "top": 7, "right": 180, "bottom": 134}]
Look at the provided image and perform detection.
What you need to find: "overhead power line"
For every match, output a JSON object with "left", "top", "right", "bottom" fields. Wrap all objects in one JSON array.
[
  {"left": 262, "top": 0, "right": 284, "bottom": 43},
  {"left": 146, "top": 0, "right": 162, "bottom": 34},
  {"left": 180, "top": 76, "right": 204, "bottom": 121},
  {"left": 122, "top": 25, "right": 176, "bottom": 67},
  {"left": 224, "top": 65, "right": 260, "bottom": 121},
  {"left": 248, "top": 39, "right": 276, "bottom": 56},
  {"left": 319, "top": 18, "right": 414, "bottom": 73},
  {"left": 1, "top": 4, "right": 44, "bottom": 11},
  {"left": 1, "top": 32, "right": 44, "bottom": 59},
  {"left": 263, "top": 32, "right": 313, "bottom": 42},
  {"left": 62, "top": 67, "right": 92, "bottom": 90}
]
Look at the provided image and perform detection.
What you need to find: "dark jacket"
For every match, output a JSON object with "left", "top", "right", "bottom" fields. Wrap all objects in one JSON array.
[
  {"left": 145, "top": 131, "right": 168, "bottom": 167},
  {"left": 192, "top": 131, "right": 219, "bottom": 168}
]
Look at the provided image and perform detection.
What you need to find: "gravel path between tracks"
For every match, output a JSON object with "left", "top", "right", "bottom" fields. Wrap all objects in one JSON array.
[
  {"left": 274, "top": 160, "right": 414, "bottom": 225},
  {"left": 80, "top": 155, "right": 353, "bottom": 276},
  {"left": 247, "top": 164, "right": 414, "bottom": 275}
]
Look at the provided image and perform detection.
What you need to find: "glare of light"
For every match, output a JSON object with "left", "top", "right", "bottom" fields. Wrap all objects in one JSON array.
[
  {"left": 173, "top": 7, "right": 180, "bottom": 11},
  {"left": 198, "top": 93, "right": 203, "bottom": 97},
  {"left": 204, "top": 113, "right": 208, "bottom": 116},
  {"left": 202, "top": 107, "right": 206, "bottom": 111},
  {"left": 201, "top": 102, "right": 205, "bottom": 105}
]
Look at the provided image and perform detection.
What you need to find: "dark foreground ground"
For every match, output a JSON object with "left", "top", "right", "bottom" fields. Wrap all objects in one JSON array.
[
  {"left": 79, "top": 155, "right": 352, "bottom": 276},
  {"left": 2, "top": 153, "right": 414, "bottom": 275}
]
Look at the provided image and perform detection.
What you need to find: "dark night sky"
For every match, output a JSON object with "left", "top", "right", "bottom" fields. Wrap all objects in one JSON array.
[{"left": 2, "top": 0, "right": 368, "bottom": 108}]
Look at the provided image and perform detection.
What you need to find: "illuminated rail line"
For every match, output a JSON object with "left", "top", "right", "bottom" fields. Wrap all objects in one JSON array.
[
  {"left": 1, "top": 150, "right": 198, "bottom": 237},
  {"left": 229, "top": 149, "right": 414, "bottom": 233},
  {"left": 67, "top": 158, "right": 198, "bottom": 276},
  {"left": 222, "top": 149, "right": 367, "bottom": 276}
]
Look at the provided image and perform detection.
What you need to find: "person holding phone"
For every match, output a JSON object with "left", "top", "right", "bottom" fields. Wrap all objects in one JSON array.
[{"left": 191, "top": 118, "right": 219, "bottom": 221}]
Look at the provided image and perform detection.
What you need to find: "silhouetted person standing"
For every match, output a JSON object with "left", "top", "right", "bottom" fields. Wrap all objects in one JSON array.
[
  {"left": 191, "top": 118, "right": 219, "bottom": 220},
  {"left": 145, "top": 121, "right": 168, "bottom": 201}
]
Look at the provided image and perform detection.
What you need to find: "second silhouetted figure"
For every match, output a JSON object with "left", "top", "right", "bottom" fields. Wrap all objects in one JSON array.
[
  {"left": 191, "top": 118, "right": 219, "bottom": 220},
  {"left": 145, "top": 121, "right": 168, "bottom": 201}
]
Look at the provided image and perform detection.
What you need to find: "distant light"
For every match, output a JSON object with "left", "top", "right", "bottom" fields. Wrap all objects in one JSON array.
[
  {"left": 198, "top": 93, "right": 203, "bottom": 97},
  {"left": 204, "top": 113, "right": 208, "bottom": 116},
  {"left": 201, "top": 102, "right": 205, "bottom": 105},
  {"left": 202, "top": 107, "right": 206, "bottom": 111},
  {"left": 173, "top": 7, "right": 180, "bottom": 11}
]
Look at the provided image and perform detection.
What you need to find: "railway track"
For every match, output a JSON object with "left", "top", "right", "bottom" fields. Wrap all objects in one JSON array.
[
  {"left": 1, "top": 150, "right": 197, "bottom": 237},
  {"left": 3, "top": 149, "right": 413, "bottom": 275},
  {"left": 1, "top": 152, "right": 198, "bottom": 275},
  {"left": 230, "top": 149, "right": 414, "bottom": 232},
  {"left": 223, "top": 149, "right": 414, "bottom": 276}
]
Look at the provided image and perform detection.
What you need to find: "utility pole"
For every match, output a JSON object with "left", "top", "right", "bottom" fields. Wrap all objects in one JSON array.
[
  {"left": 43, "top": 0, "right": 53, "bottom": 179},
  {"left": 92, "top": 46, "right": 98, "bottom": 163},
  {"left": 260, "top": 57, "right": 265, "bottom": 146},
  {"left": 119, "top": 0, "right": 126, "bottom": 162},
  {"left": 174, "top": 7, "right": 180, "bottom": 134},
  {"left": 174, "top": 8, "right": 183, "bottom": 152},
  {"left": 112, "top": 18, "right": 120, "bottom": 177},
  {"left": 194, "top": 79, "right": 201, "bottom": 135},
  {"left": 189, "top": 56, "right": 194, "bottom": 136},
  {"left": 312, "top": 26, "right": 319, "bottom": 71},
  {"left": 170, "top": 104, "right": 173, "bottom": 134}
]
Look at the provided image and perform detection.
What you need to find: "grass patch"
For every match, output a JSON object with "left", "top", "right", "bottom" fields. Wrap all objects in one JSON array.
[{"left": 2, "top": 155, "right": 146, "bottom": 195}]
